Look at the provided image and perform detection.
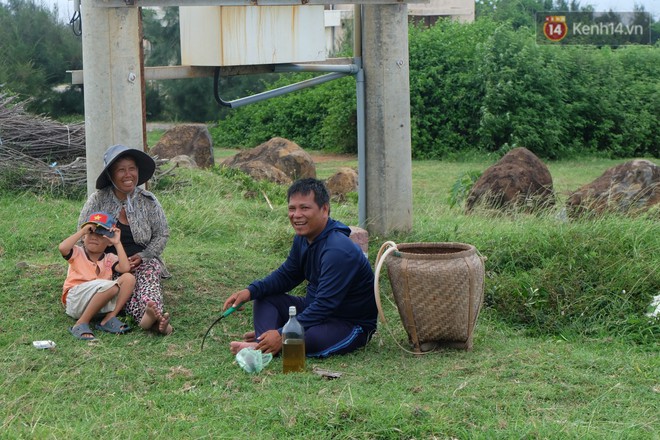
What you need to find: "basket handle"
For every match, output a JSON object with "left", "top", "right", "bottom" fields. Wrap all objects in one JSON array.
[
  {"left": 374, "top": 241, "right": 398, "bottom": 323},
  {"left": 373, "top": 241, "right": 431, "bottom": 355}
]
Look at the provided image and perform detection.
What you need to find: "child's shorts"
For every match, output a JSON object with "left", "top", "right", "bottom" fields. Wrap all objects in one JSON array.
[{"left": 65, "top": 279, "right": 119, "bottom": 319}]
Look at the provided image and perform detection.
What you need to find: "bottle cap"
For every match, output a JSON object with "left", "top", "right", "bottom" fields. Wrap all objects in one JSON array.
[{"left": 288, "top": 306, "right": 297, "bottom": 315}]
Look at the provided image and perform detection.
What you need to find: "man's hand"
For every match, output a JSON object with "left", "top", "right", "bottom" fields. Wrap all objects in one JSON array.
[
  {"left": 255, "top": 329, "right": 282, "bottom": 355},
  {"left": 223, "top": 289, "right": 251, "bottom": 312}
]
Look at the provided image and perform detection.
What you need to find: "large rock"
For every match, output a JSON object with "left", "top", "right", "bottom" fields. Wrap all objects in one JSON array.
[
  {"left": 466, "top": 147, "right": 554, "bottom": 212},
  {"left": 566, "top": 159, "right": 660, "bottom": 218},
  {"left": 326, "top": 167, "right": 358, "bottom": 200},
  {"left": 348, "top": 226, "right": 369, "bottom": 257},
  {"left": 221, "top": 137, "right": 316, "bottom": 184},
  {"left": 234, "top": 160, "right": 291, "bottom": 185},
  {"left": 150, "top": 124, "right": 214, "bottom": 169}
]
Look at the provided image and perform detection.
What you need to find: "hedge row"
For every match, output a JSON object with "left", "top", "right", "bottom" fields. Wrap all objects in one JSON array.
[{"left": 211, "top": 18, "right": 660, "bottom": 160}]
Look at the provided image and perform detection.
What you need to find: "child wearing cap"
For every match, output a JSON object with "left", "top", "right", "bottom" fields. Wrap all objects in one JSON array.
[{"left": 59, "top": 211, "right": 136, "bottom": 341}]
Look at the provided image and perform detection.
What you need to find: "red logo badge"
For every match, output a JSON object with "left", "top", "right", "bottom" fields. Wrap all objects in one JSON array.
[{"left": 544, "top": 16, "right": 568, "bottom": 42}]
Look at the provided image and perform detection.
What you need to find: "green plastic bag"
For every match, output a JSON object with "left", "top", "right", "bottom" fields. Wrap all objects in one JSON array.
[{"left": 235, "top": 347, "right": 273, "bottom": 373}]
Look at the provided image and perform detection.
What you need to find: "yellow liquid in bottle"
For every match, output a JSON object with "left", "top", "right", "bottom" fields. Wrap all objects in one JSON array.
[{"left": 282, "top": 338, "right": 305, "bottom": 373}]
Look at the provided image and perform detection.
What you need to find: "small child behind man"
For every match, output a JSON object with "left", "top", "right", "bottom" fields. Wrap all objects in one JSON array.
[{"left": 60, "top": 212, "right": 135, "bottom": 341}]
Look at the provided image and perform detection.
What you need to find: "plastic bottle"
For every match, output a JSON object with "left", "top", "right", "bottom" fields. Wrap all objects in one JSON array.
[{"left": 282, "top": 306, "right": 305, "bottom": 373}]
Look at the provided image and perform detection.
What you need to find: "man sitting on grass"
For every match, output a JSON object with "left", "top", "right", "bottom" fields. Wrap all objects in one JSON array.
[{"left": 222, "top": 178, "right": 377, "bottom": 358}]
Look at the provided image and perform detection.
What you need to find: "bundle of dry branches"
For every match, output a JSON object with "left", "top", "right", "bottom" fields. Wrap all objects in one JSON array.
[
  {"left": 0, "top": 94, "right": 86, "bottom": 162},
  {"left": 0, "top": 145, "right": 87, "bottom": 193},
  {"left": 0, "top": 144, "right": 171, "bottom": 195},
  {"left": 0, "top": 93, "right": 174, "bottom": 195}
]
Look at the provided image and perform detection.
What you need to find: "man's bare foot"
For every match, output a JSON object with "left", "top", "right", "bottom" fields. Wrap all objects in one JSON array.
[
  {"left": 242, "top": 331, "right": 256, "bottom": 342},
  {"left": 229, "top": 341, "right": 258, "bottom": 355},
  {"left": 140, "top": 301, "right": 159, "bottom": 330},
  {"left": 158, "top": 312, "right": 173, "bottom": 335}
]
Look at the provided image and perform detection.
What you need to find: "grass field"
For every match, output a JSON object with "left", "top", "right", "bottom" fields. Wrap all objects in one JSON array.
[{"left": 0, "top": 149, "right": 658, "bottom": 439}]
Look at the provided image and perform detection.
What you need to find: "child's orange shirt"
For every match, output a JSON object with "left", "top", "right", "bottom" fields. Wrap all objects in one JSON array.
[{"left": 61, "top": 245, "right": 118, "bottom": 304}]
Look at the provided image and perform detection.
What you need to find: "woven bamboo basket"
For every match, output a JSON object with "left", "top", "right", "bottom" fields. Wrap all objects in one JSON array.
[{"left": 375, "top": 242, "right": 485, "bottom": 352}]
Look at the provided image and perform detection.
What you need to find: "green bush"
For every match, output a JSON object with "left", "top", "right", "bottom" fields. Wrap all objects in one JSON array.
[
  {"left": 478, "top": 25, "right": 570, "bottom": 159},
  {"left": 447, "top": 170, "right": 482, "bottom": 208},
  {"left": 409, "top": 19, "right": 497, "bottom": 158},
  {"left": 560, "top": 45, "right": 660, "bottom": 158},
  {"left": 211, "top": 74, "right": 356, "bottom": 152},
  {"left": 212, "top": 18, "right": 660, "bottom": 159}
]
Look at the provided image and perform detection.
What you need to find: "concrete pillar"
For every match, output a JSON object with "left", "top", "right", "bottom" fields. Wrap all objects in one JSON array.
[
  {"left": 81, "top": 1, "right": 144, "bottom": 195},
  {"left": 362, "top": 4, "right": 413, "bottom": 235}
]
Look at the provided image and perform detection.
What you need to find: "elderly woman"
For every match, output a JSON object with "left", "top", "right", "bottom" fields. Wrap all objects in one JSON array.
[{"left": 79, "top": 144, "right": 173, "bottom": 335}]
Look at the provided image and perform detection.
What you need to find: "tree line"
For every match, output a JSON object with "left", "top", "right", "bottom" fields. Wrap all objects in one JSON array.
[{"left": 0, "top": 0, "right": 83, "bottom": 117}]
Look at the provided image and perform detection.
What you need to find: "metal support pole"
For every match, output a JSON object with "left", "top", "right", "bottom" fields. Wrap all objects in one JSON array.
[
  {"left": 355, "top": 3, "right": 366, "bottom": 228},
  {"left": 214, "top": 71, "right": 348, "bottom": 108}
]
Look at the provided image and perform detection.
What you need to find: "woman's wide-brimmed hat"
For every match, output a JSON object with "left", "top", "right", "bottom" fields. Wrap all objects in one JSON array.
[{"left": 95, "top": 144, "right": 156, "bottom": 190}]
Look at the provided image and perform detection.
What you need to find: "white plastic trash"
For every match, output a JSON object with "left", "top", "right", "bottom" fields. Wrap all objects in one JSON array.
[{"left": 33, "top": 340, "right": 56, "bottom": 349}]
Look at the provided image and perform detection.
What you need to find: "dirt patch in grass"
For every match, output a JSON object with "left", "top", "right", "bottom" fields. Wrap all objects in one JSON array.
[{"left": 310, "top": 151, "right": 356, "bottom": 163}]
